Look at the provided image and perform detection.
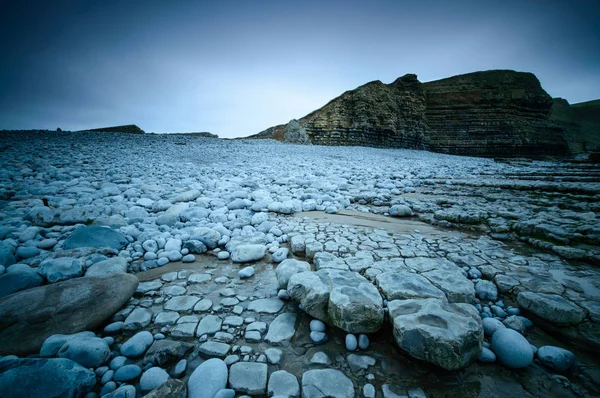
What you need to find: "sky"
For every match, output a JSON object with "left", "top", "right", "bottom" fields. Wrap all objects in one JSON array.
[{"left": 1, "top": 0, "right": 599, "bottom": 138}]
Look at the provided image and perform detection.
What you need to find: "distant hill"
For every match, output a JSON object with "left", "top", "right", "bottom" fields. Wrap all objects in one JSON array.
[
  {"left": 79, "top": 125, "right": 145, "bottom": 134},
  {"left": 167, "top": 132, "right": 219, "bottom": 138}
]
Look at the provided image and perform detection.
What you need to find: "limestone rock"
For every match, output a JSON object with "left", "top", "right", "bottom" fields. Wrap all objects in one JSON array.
[
  {"left": 517, "top": 292, "right": 585, "bottom": 325},
  {"left": 284, "top": 119, "right": 310, "bottom": 145},
  {"left": 288, "top": 269, "right": 384, "bottom": 333},
  {"left": 375, "top": 271, "right": 445, "bottom": 301},
  {"left": 424, "top": 70, "right": 568, "bottom": 157},
  {"left": 275, "top": 259, "right": 311, "bottom": 289},
  {"left": 228, "top": 362, "right": 268, "bottom": 395},
  {"left": 388, "top": 298, "right": 483, "bottom": 370},
  {"left": 301, "top": 369, "right": 354, "bottom": 398}
]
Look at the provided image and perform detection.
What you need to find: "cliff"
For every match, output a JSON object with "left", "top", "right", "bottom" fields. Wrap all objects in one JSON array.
[
  {"left": 250, "top": 70, "right": 585, "bottom": 158},
  {"left": 423, "top": 70, "right": 568, "bottom": 157},
  {"left": 550, "top": 99, "right": 600, "bottom": 153}
]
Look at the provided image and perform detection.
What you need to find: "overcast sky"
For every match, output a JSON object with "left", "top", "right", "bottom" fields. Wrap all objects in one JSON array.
[{"left": 1, "top": 0, "right": 599, "bottom": 137}]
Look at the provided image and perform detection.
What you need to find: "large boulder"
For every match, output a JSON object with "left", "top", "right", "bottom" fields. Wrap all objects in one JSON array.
[
  {"left": 283, "top": 119, "right": 310, "bottom": 145},
  {"left": 288, "top": 269, "right": 384, "bottom": 333},
  {"left": 0, "top": 273, "right": 138, "bottom": 355},
  {"left": 0, "top": 357, "right": 96, "bottom": 398},
  {"left": 63, "top": 226, "right": 128, "bottom": 250},
  {"left": 388, "top": 298, "right": 483, "bottom": 370}
]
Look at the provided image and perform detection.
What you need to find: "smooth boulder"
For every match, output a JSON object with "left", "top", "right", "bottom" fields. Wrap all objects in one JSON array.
[
  {"left": 0, "top": 267, "right": 44, "bottom": 298},
  {"left": 188, "top": 358, "right": 228, "bottom": 398},
  {"left": 0, "top": 273, "right": 138, "bottom": 355},
  {"left": 230, "top": 244, "right": 266, "bottom": 263},
  {"left": 57, "top": 336, "right": 111, "bottom": 368},
  {"left": 537, "top": 346, "right": 575, "bottom": 372},
  {"left": 491, "top": 328, "right": 533, "bottom": 369}
]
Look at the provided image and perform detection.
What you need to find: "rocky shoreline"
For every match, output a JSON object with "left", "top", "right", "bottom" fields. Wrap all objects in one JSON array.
[{"left": 0, "top": 131, "right": 599, "bottom": 397}]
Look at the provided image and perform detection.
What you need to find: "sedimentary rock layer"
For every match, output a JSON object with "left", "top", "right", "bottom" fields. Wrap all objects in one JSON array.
[
  {"left": 251, "top": 70, "right": 579, "bottom": 157},
  {"left": 423, "top": 70, "right": 568, "bottom": 157}
]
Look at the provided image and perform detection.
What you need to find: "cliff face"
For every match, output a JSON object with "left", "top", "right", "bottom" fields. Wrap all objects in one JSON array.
[
  {"left": 423, "top": 70, "right": 568, "bottom": 157},
  {"left": 550, "top": 99, "right": 600, "bottom": 153},
  {"left": 251, "top": 70, "right": 580, "bottom": 158},
  {"left": 297, "top": 74, "right": 430, "bottom": 149}
]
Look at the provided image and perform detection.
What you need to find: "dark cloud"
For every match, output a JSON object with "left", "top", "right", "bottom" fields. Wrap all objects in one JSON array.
[{"left": 1, "top": 0, "right": 598, "bottom": 137}]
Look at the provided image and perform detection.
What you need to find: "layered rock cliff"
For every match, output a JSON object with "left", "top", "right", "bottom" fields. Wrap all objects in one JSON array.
[
  {"left": 423, "top": 70, "right": 568, "bottom": 157},
  {"left": 251, "top": 70, "right": 586, "bottom": 158},
  {"left": 550, "top": 98, "right": 600, "bottom": 154},
  {"left": 255, "top": 74, "right": 430, "bottom": 149}
]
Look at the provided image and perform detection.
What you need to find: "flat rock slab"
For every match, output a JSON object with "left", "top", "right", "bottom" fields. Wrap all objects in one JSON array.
[
  {"left": 388, "top": 298, "right": 482, "bottom": 370},
  {"left": 248, "top": 298, "right": 285, "bottom": 314},
  {"left": 421, "top": 269, "right": 475, "bottom": 303},
  {"left": 517, "top": 291, "right": 586, "bottom": 325},
  {"left": 301, "top": 369, "right": 354, "bottom": 398},
  {"left": 0, "top": 273, "right": 138, "bottom": 355},
  {"left": 198, "top": 342, "right": 231, "bottom": 358},
  {"left": 0, "top": 357, "right": 96, "bottom": 398},
  {"left": 229, "top": 362, "right": 268, "bottom": 395},
  {"left": 375, "top": 271, "right": 445, "bottom": 301},
  {"left": 196, "top": 315, "right": 223, "bottom": 337},
  {"left": 63, "top": 226, "right": 128, "bottom": 250},
  {"left": 144, "top": 339, "right": 194, "bottom": 367},
  {"left": 164, "top": 296, "right": 201, "bottom": 311},
  {"left": 265, "top": 313, "right": 297, "bottom": 344}
]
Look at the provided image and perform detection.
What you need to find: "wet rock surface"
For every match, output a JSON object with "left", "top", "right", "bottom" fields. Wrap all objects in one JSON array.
[{"left": 0, "top": 131, "right": 599, "bottom": 397}]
